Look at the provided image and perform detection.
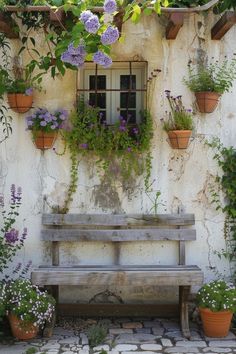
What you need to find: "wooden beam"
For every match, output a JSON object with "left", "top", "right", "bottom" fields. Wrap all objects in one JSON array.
[
  {"left": 211, "top": 11, "right": 236, "bottom": 40},
  {"left": 58, "top": 303, "right": 179, "bottom": 318},
  {"left": 41, "top": 228, "right": 196, "bottom": 242},
  {"left": 166, "top": 13, "right": 184, "bottom": 40},
  {"left": 0, "top": 14, "right": 18, "bottom": 38}
]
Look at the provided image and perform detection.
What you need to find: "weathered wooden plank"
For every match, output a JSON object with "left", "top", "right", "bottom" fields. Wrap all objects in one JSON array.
[
  {"left": 41, "top": 228, "right": 196, "bottom": 242},
  {"left": 37, "top": 265, "right": 200, "bottom": 270},
  {"left": 58, "top": 303, "right": 179, "bottom": 318},
  {"left": 166, "top": 13, "right": 184, "bottom": 40},
  {"left": 52, "top": 241, "right": 59, "bottom": 266},
  {"left": 42, "top": 213, "right": 195, "bottom": 226},
  {"left": 179, "top": 241, "right": 186, "bottom": 265},
  {"left": 211, "top": 11, "right": 236, "bottom": 40},
  {"left": 31, "top": 267, "right": 203, "bottom": 286}
]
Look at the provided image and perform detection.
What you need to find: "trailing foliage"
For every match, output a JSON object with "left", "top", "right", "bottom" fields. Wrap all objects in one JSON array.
[
  {"left": 208, "top": 138, "right": 236, "bottom": 278},
  {"left": 184, "top": 56, "right": 236, "bottom": 94},
  {"left": 59, "top": 100, "right": 153, "bottom": 213}
]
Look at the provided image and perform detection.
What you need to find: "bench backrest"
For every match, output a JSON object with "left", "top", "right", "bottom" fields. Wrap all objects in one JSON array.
[{"left": 42, "top": 213, "right": 195, "bottom": 266}]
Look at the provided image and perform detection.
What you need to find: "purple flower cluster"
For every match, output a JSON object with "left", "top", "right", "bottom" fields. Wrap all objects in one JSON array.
[
  {"left": 93, "top": 51, "right": 112, "bottom": 68},
  {"left": 25, "top": 87, "right": 33, "bottom": 96},
  {"left": 104, "top": 0, "right": 117, "bottom": 14},
  {"left": 79, "top": 10, "right": 100, "bottom": 34},
  {"left": 10, "top": 184, "right": 22, "bottom": 204},
  {"left": 5, "top": 229, "right": 19, "bottom": 244},
  {"left": 101, "top": 26, "right": 119, "bottom": 45},
  {"left": 119, "top": 117, "right": 127, "bottom": 132},
  {"left": 61, "top": 43, "right": 86, "bottom": 67},
  {"left": 26, "top": 108, "right": 69, "bottom": 132}
]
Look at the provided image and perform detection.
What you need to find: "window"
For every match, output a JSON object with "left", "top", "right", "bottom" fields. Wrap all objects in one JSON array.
[{"left": 78, "top": 61, "right": 147, "bottom": 124}]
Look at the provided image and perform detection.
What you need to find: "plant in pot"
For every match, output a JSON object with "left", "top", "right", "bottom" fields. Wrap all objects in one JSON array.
[
  {"left": 196, "top": 280, "right": 236, "bottom": 338},
  {"left": 4, "top": 278, "right": 55, "bottom": 340},
  {"left": 162, "top": 90, "right": 193, "bottom": 149},
  {"left": 183, "top": 56, "right": 236, "bottom": 113},
  {"left": 26, "top": 107, "right": 69, "bottom": 150}
]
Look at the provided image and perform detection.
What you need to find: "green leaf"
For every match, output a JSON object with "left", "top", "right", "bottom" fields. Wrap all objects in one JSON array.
[
  {"left": 143, "top": 8, "right": 152, "bottom": 16},
  {"left": 154, "top": 0, "right": 161, "bottom": 14}
]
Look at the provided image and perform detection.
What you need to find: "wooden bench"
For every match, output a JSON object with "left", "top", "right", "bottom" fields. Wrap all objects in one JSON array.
[{"left": 31, "top": 212, "right": 204, "bottom": 338}]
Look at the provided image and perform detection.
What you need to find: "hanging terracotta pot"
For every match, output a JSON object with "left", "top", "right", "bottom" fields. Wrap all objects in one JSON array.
[
  {"left": 8, "top": 313, "right": 38, "bottom": 340},
  {"left": 7, "top": 93, "right": 33, "bottom": 113},
  {"left": 33, "top": 131, "right": 58, "bottom": 150},
  {"left": 199, "top": 307, "right": 233, "bottom": 337},
  {"left": 195, "top": 92, "right": 221, "bottom": 113},
  {"left": 167, "top": 130, "right": 192, "bottom": 149}
]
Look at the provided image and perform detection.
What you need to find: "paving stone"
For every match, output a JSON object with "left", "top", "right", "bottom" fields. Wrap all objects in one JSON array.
[
  {"left": 152, "top": 327, "right": 164, "bottom": 336},
  {"left": 114, "top": 344, "right": 138, "bottom": 351},
  {"left": 203, "top": 348, "right": 232, "bottom": 353},
  {"left": 143, "top": 321, "right": 164, "bottom": 328},
  {"left": 61, "top": 352, "right": 75, "bottom": 354},
  {"left": 110, "top": 328, "right": 133, "bottom": 335},
  {"left": 122, "top": 322, "right": 142, "bottom": 329},
  {"left": 161, "top": 338, "right": 173, "bottom": 347},
  {"left": 53, "top": 328, "right": 75, "bottom": 336},
  {"left": 165, "top": 330, "right": 185, "bottom": 340},
  {"left": 94, "top": 352, "right": 119, "bottom": 354},
  {"left": 161, "top": 321, "right": 180, "bottom": 331},
  {"left": 135, "top": 328, "right": 151, "bottom": 334},
  {"left": 209, "top": 341, "right": 236, "bottom": 347},
  {"left": 176, "top": 340, "right": 206, "bottom": 348},
  {"left": 115, "top": 333, "right": 156, "bottom": 344},
  {"left": 41, "top": 342, "right": 61, "bottom": 350},
  {"left": 78, "top": 350, "right": 89, "bottom": 354},
  {"left": 93, "top": 344, "right": 110, "bottom": 351},
  {"left": 82, "top": 345, "right": 90, "bottom": 350},
  {"left": 80, "top": 333, "right": 89, "bottom": 345},
  {"left": 189, "top": 331, "right": 203, "bottom": 340},
  {"left": 164, "top": 347, "right": 200, "bottom": 353},
  {"left": 140, "top": 344, "right": 163, "bottom": 350},
  {"left": 59, "top": 337, "right": 80, "bottom": 345},
  {"left": 122, "top": 351, "right": 158, "bottom": 354},
  {"left": 204, "top": 331, "right": 236, "bottom": 341}
]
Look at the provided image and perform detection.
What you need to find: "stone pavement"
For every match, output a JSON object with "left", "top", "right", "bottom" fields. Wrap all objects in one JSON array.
[{"left": 0, "top": 318, "right": 235, "bottom": 354}]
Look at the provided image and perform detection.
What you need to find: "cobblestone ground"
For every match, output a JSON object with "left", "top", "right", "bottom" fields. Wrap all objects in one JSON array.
[{"left": 0, "top": 318, "right": 235, "bottom": 354}]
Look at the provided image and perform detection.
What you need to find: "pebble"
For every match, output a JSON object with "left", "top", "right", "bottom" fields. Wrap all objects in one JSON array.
[
  {"left": 114, "top": 344, "right": 138, "bottom": 351},
  {"left": 140, "top": 344, "right": 163, "bottom": 350}
]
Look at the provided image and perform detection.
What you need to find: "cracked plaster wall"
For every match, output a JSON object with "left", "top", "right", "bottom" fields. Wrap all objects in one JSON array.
[{"left": 1, "top": 11, "right": 235, "bottom": 303}]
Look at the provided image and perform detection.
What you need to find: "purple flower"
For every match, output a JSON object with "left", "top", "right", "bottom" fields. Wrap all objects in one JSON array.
[
  {"left": 133, "top": 127, "right": 138, "bottom": 134},
  {"left": 104, "top": 0, "right": 117, "bottom": 14},
  {"left": 93, "top": 51, "right": 112, "bottom": 68},
  {"left": 101, "top": 26, "right": 119, "bottom": 45},
  {"left": 79, "top": 10, "right": 93, "bottom": 24},
  {"left": 0, "top": 194, "right": 4, "bottom": 207},
  {"left": 61, "top": 43, "right": 86, "bottom": 68},
  {"left": 84, "top": 14, "right": 100, "bottom": 34},
  {"left": 5, "top": 229, "right": 19, "bottom": 244},
  {"left": 80, "top": 143, "right": 88, "bottom": 149},
  {"left": 40, "top": 121, "right": 47, "bottom": 127},
  {"left": 127, "top": 147, "right": 132, "bottom": 152},
  {"left": 25, "top": 87, "right": 33, "bottom": 96},
  {"left": 119, "top": 125, "right": 126, "bottom": 132}
]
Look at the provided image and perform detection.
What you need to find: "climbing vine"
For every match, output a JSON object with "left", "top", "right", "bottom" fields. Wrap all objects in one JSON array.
[{"left": 209, "top": 138, "right": 236, "bottom": 279}]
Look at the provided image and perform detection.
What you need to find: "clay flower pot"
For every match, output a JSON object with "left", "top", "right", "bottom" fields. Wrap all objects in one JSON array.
[
  {"left": 33, "top": 131, "right": 58, "bottom": 150},
  {"left": 199, "top": 307, "right": 233, "bottom": 338},
  {"left": 7, "top": 93, "right": 33, "bottom": 113},
  {"left": 195, "top": 92, "right": 221, "bottom": 113},
  {"left": 8, "top": 313, "right": 38, "bottom": 340},
  {"left": 167, "top": 130, "right": 192, "bottom": 149}
]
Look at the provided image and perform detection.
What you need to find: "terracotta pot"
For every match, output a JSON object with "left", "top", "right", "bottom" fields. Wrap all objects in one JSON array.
[
  {"left": 7, "top": 93, "right": 33, "bottom": 113},
  {"left": 195, "top": 92, "right": 221, "bottom": 113},
  {"left": 199, "top": 307, "right": 233, "bottom": 337},
  {"left": 8, "top": 313, "right": 38, "bottom": 340},
  {"left": 33, "top": 131, "right": 58, "bottom": 150},
  {"left": 167, "top": 130, "right": 192, "bottom": 149}
]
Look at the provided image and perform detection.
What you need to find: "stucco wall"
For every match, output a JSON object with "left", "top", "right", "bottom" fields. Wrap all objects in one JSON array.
[{"left": 1, "top": 11, "right": 235, "bottom": 304}]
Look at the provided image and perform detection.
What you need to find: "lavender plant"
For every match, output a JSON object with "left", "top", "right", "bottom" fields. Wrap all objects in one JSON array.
[
  {"left": 196, "top": 280, "right": 236, "bottom": 313},
  {"left": 0, "top": 185, "right": 27, "bottom": 273},
  {"left": 162, "top": 90, "right": 193, "bottom": 132}
]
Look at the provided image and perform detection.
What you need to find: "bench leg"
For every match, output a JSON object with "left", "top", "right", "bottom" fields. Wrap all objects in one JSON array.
[{"left": 179, "top": 285, "right": 191, "bottom": 339}]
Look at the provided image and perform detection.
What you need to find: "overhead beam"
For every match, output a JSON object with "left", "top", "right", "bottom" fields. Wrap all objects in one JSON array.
[
  {"left": 166, "top": 13, "right": 184, "bottom": 39},
  {"left": 211, "top": 11, "right": 236, "bottom": 40}
]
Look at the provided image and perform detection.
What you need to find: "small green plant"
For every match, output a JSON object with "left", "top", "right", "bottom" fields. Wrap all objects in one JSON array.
[
  {"left": 162, "top": 90, "right": 193, "bottom": 132},
  {"left": 196, "top": 280, "right": 236, "bottom": 312},
  {"left": 25, "top": 348, "right": 38, "bottom": 354},
  {"left": 183, "top": 56, "right": 236, "bottom": 94},
  {"left": 87, "top": 323, "right": 108, "bottom": 347}
]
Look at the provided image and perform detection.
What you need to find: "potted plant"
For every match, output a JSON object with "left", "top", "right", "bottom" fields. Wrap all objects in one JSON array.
[
  {"left": 26, "top": 107, "right": 69, "bottom": 150},
  {"left": 163, "top": 90, "right": 193, "bottom": 149},
  {"left": 196, "top": 280, "right": 236, "bottom": 338},
  {"left": 4, "top": 278, "right": 55, "bottom": 340},
  {"left": 183, "top": 56, "right": 236, "bottom": 113}
]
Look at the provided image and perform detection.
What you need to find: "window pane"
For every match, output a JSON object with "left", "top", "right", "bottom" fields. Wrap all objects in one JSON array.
[
  {"left": 120, "top": 75, "right": 136, "bottom": 90},
  {"left": 89, "top": 75, "right": 106, "bottom": 90},
  {"left": 120, "top": 110, "right": 136, "bottom": 124},
  {"left": 89, "top": 93, "right": 106, "bottom": 109},
  {"left": 120, "top": 92, "right": 136, "bottom": 109}
]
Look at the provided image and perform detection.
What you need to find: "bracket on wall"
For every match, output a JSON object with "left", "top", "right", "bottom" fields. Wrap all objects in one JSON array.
[
  {"left": 166, "top": 13, "right": 184, "bottom": 40},
  {"left": 211, "top": 11, "right": 236, "bottom": 39}
]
